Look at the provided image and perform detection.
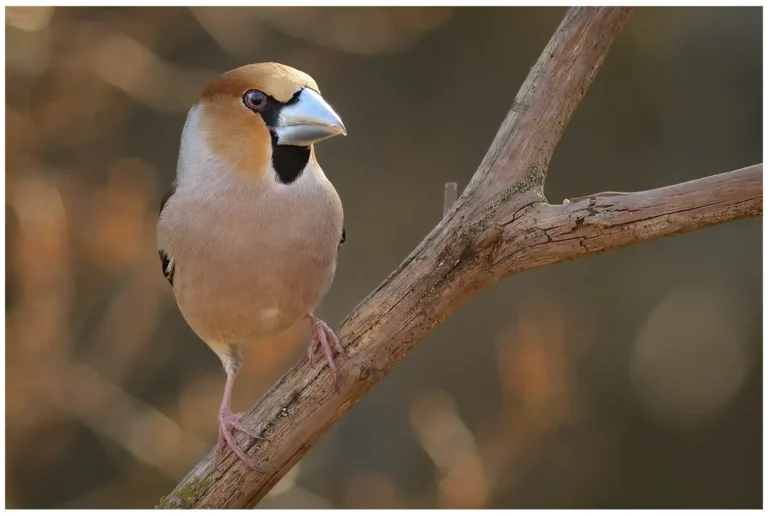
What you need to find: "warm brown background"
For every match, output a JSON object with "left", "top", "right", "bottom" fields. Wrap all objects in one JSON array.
[{"left": 5, "top": 6, "right": 762, "bottom": 509}]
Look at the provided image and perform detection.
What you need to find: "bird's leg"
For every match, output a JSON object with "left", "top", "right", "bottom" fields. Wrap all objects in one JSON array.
[
  {"left": 306, "top": 314, "right": 346, "bottom": 389},
  {"left": 215, "top": 345, "right": 268, "bottom": 473}
]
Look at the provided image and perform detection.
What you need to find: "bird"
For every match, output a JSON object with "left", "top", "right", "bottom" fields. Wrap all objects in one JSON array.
[{"left": 157, "top": 62, "right": 347, "bottom": 472}]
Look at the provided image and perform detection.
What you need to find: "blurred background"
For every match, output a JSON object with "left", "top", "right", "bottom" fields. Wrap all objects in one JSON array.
[{"left": 5, "top": 6, "right": 762, "bottom": 509}]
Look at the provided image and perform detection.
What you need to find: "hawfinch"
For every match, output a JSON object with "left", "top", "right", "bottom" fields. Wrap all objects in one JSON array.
[{"left": 157, "top": 63, "right": 347, "bottom": 472}]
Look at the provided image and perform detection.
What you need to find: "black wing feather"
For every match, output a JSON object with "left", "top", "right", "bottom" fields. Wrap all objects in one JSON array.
[
  {"left": 159, "top": 184, "right": 176, "bottom": 286},
  {"left": 159, "top": 250, "right": 174, "bottom": 286}
]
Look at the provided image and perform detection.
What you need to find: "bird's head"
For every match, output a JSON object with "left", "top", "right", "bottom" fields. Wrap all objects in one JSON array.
[{"left": 191, "top": 62, "right": 346, "bottom": 183}]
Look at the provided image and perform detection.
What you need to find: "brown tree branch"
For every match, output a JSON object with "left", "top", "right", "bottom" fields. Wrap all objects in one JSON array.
[
  {"left": 461, "top": 6, "right": 632, "bottom": 206},
  {"left": 159, "top": 7, "right": 762, "bottom": 509}
]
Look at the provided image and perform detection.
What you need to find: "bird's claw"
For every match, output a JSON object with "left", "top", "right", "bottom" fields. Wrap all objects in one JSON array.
[
  {"left": 307, "top": 315, "right": 345, "bottom": 391},
  {"left": 215, "top": 411, "right": 269, "bottom": 473}
]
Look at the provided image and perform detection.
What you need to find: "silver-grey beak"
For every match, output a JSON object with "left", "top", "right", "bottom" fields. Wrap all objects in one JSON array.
[{"left": 274, "top": 88, "right": 346, "bottom": 146}]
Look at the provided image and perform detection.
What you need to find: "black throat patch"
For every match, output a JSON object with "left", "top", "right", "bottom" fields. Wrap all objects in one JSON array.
[{"left": 270, "top": 135, "right": 311, "bottom": 184}]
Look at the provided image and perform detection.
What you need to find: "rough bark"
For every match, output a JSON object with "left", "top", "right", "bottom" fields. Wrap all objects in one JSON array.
[{"left": 158, "top": 7, "right": 762, "bottom": 509}]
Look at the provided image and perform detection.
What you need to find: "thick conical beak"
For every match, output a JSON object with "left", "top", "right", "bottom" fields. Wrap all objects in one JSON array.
[{"left": 274, "top": 88, "right": 346, "bottom": 146}]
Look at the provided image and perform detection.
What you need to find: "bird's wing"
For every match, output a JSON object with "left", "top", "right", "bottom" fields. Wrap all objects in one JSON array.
[{"left": 157, "top": 184, "right": 176, "bottom": 287}]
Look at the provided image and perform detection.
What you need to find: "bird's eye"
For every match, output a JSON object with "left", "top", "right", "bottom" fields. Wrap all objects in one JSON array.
[{"left": 243, "top": 90, "right": 267, "bottom": 111}]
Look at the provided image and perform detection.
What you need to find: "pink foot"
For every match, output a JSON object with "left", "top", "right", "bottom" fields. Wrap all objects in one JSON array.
[
  {"left": 215, "top": 410, "right": 269, "bottom": 473},
  {"left": 307, "top": 315, "right": 346, "bottom": 389}
]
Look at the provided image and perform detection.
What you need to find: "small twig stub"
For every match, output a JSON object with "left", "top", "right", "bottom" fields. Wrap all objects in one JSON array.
[{"left": 444, "top": 182, "right": 458, "bottom": 217}]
